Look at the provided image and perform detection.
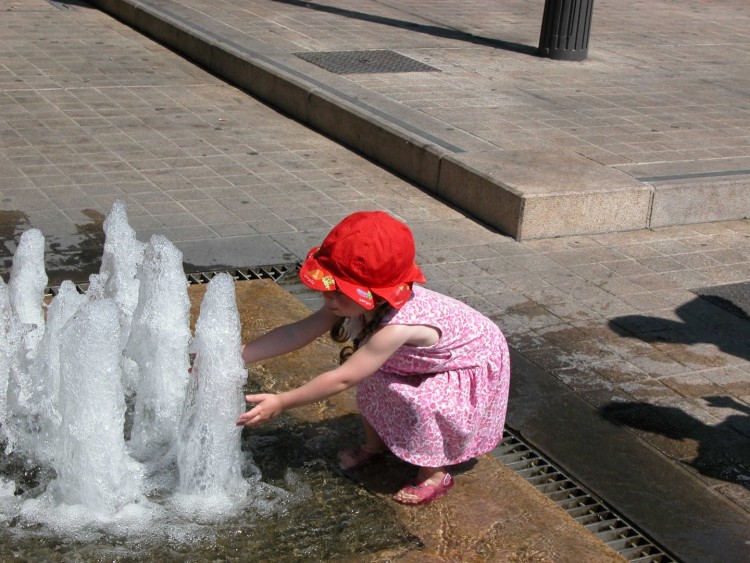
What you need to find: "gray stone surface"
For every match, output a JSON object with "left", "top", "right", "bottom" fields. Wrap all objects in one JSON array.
[
  {"left": 650, "top": 178, "right": 750, "bottom": 227},
  {"left": 2, "top": 0, "right": 750, "bottom": 559},
  {"left": 84, "top": 0, "right": 750, "bottom": 239},
  {"left": 440, "top": 149, "right": 652, "bottom": 238}
]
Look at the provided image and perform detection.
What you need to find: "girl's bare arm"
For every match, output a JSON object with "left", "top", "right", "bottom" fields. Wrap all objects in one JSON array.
[
  {"left": 236, "top": 323, "right": 421, "bottom": 426},
  {"left": 241, "top": 306, "right": 339, "bottom": 363}
]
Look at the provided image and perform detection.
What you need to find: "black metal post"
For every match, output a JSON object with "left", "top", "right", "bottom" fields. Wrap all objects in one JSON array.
[{"left": 538, "top": 0, "right": 594, "bottom": 61}]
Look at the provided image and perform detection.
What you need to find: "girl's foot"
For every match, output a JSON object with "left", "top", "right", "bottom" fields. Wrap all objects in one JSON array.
[
  {"left": 337, "top": 444, "right": 385, "bottom": 470},
  {"left": 393, "top": 472, "right": 453, "bottom": 506}
]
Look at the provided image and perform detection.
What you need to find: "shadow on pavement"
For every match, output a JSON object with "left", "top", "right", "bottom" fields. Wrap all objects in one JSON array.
[
  {"left": 608, "top": 295, "right": 750, "bottom": 362},
  {"left": 270, "top": 0, "right": 539, "bottom": 55},
  {"left": 602, "top": 397, "right": 750, "bottom": 490}
]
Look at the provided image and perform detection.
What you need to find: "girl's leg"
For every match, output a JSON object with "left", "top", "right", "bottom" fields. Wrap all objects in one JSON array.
[
  {"left": 338, "top": 416, "right": 386, "bottom": 470},
  {"left": 415, "top": 466, "right": 446, "bottom": 483},
  {"left": 361, "top": 416, "right": 386, "bottom": 452}
]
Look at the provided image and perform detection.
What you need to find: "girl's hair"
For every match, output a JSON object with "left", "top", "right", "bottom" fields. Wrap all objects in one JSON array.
[{"left": 329, "top": 302, "right": 392, "bottom": 364}]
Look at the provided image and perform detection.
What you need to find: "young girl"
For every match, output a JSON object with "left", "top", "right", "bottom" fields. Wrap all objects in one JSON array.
[{"left": 236, "top": 211, "right": 510, "bottom": 505}]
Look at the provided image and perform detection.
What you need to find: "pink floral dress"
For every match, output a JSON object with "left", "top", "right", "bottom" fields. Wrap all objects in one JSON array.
[{"left": 356, "top": 285, "right": 510, "bottom": 467}]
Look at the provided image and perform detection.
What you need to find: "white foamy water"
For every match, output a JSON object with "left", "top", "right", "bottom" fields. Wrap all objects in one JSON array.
[
  {"left": 51, "top": 297, "right": 141, "bottom": 511},
  {"left": 0, "top": 200, "right": 279, "bottom": 544},
  {"left": 22, "top": 281, "right": 88, "bottom": 464},
  {"left": 176, "top": 273, "right": 252, "bottom": 506},
  {"left": 88, "top": 200, "right": 146, "bottom": 395},
  {"left": 8, "top": 229, "right": 47, "bottom": 353},
  {"left": 126, "top": 235, "right": 191, "bottom": 462},
  {"left": 4, "top": 229, "right": 48, "bottom": 455},
  {"left": 0, "top": 279, "right": 18, "bottom": 436}
]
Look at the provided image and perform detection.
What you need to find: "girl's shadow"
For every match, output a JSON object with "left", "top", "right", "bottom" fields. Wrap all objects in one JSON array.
[
  {"left": 340, "top": 457, "right": 478, "bottom": 497},
  {"left": 602, "top": 396, "right": 750, "bottom": 489},
  {"left": 609, "top": 295, "right": 750, "bottom": 362},
  {"left": 243, "top": 412, "right": 476, "bottom": 496}
]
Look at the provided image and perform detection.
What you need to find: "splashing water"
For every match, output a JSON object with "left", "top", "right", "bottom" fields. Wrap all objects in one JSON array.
[
  {"left": 177, "top": 273, "right": 250, "bottom": 502},
  {"left": 0, "top": 278, "right": 19, "bottom": 435},
  {"left": 0, "top": 200, "right": 283, "bottom": 544},
  {"left": 52, "top": 297, "right": 140, "bottom": 512},
  {"left": 8, "top": 229, "right": 47, "bottom": 353},
  {"left": 4, "top": 229, "right": 48, "bottom": 456},
  {"left": 126, "top": 235, "right": 191, "bottom": 463},
  {"left": 22, "top": 281, "right": 88, "bottom": 465},
  {"left": 87, "top": 200, "right": 146, "bottom": 396}
]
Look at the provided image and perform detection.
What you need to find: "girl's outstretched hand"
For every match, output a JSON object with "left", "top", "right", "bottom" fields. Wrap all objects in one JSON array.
[{"left": 236, "top": 394, "right": 283, "bottom": 426}]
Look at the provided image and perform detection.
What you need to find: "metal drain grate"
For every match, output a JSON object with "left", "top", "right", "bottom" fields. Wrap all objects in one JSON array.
[
  {"left": 186, "top": 264, "right": 296, "bottom": 286},
  {"left": 295, "top": 49, "right": 440, "bottom": 75},
  {"left": 45, "top": 263, "right": 298, "bottom": 297},
  {"left": 492, "top": 429, "right": 676, "bottom": 562},
  {"left": 692, "top": 281, "right": 750, "bottom": 320}
]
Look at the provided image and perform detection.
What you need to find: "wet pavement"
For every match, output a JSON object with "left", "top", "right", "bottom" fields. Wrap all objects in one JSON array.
[{"left": 2, "top": 0, "right": 750, "bottom": 560}]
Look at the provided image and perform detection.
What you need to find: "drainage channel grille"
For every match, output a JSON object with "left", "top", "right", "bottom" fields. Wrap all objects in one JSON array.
[
  {"left": 493, "top": 428, "right": 676, "bottom": 562},
  {"left": 295, "top": 49, "right": 440, "bottom": 75},
  {"left": 185, "top": 264, "right": 296, "bottom": 287},
  {"left": 45, "top": 263, "right": 298, "bottom": 297}
]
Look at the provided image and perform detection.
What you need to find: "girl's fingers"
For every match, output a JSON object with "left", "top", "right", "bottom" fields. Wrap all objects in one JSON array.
[
  {"left": 237, "top": 394, "right": 278, "bottom": 426},
  {"left": 236, "top": 410, "right": 259, "bottom": 426},
  {"left": 237, "top": 398, "right": 260, "bottom": 425}
]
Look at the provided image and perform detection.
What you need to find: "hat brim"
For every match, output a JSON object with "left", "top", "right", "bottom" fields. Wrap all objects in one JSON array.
[{"left": 299, "top": 247, "right": 426, "bottom": 310}]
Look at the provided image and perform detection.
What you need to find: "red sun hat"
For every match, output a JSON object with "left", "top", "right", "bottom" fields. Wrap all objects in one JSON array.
[{"left": 299, "top": 211, "right": 426, "bottom": 310}]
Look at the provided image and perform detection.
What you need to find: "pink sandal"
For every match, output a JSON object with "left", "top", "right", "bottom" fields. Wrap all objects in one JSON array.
[
  {"left": 337, "top": 445, "right": 384, "bottom": 470},
  {"left": 393, "top": 473, "right": 453, "bottom": 506}
]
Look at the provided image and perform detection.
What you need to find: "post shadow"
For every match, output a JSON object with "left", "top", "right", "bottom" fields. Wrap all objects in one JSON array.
[
  {"left": 48, "top": 0, "right": 94, "bottom": 8},
  {"left": 269, "top": 0, "right": 538, "bottom": 55},
  {"left": 601, "top": 397, "right": 750, "bottom": 489}
]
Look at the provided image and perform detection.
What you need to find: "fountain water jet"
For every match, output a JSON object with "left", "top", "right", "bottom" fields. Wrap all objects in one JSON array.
[
  {"left": 126, "top": 235, "right": 191, "bottom": 462},
  {"left": 8, "top": 229, "right": 47, "bottom": 353},
  {"left": 87, "top": 199, "right": 146, "bottom": 396},
  {"left": 177, "top": 273, "right": 249, "bottom": 497},
  {"left": 3, "top": 228, "right": 48, "bottom": 457},
  {"left": 0, "top": 200, "right": 273, "bottom": 540},
  {"left": 0, "top": 278, "right": 19, "bottom": 436},
  {"left": 167, "top": 273, "right": 262, "bottom": 521},
  {"left": 52, "top": 297, "right": 140, "bottom": 512},
  {"left": 22, "top": 281, "right": 88, "bottom": 465}
]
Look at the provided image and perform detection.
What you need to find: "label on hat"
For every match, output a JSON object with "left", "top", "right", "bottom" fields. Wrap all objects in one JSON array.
[{"left": 357, "top": 288, "right": 372, "bottom": 299}]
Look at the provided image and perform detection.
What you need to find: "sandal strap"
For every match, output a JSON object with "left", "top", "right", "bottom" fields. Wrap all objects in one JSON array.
[{"left": 394, "top": 473, "right": 453, "bottom": 505}]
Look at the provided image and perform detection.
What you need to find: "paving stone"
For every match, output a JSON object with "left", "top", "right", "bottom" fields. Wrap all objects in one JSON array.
[{"left": 660, "top": 373, "right": 727, "bottom": 398}]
